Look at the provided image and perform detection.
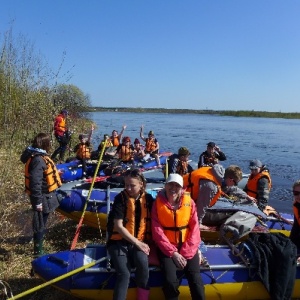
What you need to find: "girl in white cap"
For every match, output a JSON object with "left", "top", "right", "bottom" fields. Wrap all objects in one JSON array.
[{"left": 151, "top": 173, "right": 205, "bottom": 300}]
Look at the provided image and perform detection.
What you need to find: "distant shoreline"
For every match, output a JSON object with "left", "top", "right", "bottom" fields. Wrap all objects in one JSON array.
[{"left": 89, "top": 107, "right": 300, "bottom": 119}]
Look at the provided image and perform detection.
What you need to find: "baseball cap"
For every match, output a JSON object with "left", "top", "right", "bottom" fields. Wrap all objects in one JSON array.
[
  {"left": 166, "top": 173, "right": 183, "bottom": 187},
  {"left": 178, "top": 147, "right": 190, "bottom": 156},
  {"left": 207, "top": 142, "right": 216, "bottom": 148},
  {"left": 249, "top": 159, "right": 263, "bottom": 169}
]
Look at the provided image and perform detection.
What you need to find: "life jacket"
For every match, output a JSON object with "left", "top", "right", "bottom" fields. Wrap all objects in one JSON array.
[
  {"left": 111, "top": 136, "right": 120, "bottom": 147},
  {"left": 108, "top": 191, "right": 152, "bottom": 242},
  {"left": 183, "top": 166, "right": 222, "bottom": 206},
  {"left": 53, "top": 114, "right": 66, "bottom": 136},
  {"left": 246, "top": 170, "right": 272, "bottom": 199},
  {"left": 25, "top": 155, "right": 62, "bottom": 195},
  {"left": 118, "top": 145, "right": 133, "bottom": 162},
  {"left": 155, "top": 192, "right": 192, "bottom": 246},
  {"left": 145, "top": 138, "right": 157, "bottom": 153},
  {"left": 168, "top": 155, "right": 189, "bottom": 176},
  {"left": 98, "top": 139, "right": 113, "bottom": 151},
  {"left": 293, "top": 202, "right": 300, "bottom": 226},
  {"left": 202, "top": 152, "right": 218, "bottom": 166},
  {"left": 76, "top": 143, "right": 91, "bottom": 159}
]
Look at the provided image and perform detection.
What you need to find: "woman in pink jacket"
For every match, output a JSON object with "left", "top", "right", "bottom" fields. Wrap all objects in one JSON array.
[{"left": 151, "top": 173, "right": 205, "bottom": 300}]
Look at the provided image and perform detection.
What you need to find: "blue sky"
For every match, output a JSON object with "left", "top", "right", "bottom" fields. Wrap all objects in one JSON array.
[{"left": 1, "top": 1, "right": 300, "bottom": 112}]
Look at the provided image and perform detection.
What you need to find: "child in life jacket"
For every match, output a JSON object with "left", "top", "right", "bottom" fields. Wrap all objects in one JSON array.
[
  {"left": 115, "top": 136, "right": 135, "bottom": 163},
  {"left": 133, "top": 138, "right": 147, "bottom": 161},
  {"left": 73, "top": 125, "right": 94, "bottom": 178}
]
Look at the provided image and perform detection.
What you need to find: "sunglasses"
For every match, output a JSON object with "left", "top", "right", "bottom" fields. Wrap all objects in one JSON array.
[{"left": 293, "top": 191, "right": 300, "bottom": 196}]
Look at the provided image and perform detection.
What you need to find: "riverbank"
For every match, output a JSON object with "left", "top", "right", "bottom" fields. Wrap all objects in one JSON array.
[{"left": 90, "top": 107, "right": 300, "bottom": 119}]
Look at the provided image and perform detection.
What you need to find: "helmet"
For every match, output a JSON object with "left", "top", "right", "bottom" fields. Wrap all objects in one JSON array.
[
  {"left": 178, "top": 147, "right": 190, "bottom": 156},
  {"left": 148, "top": 130, "right": 154, "bottom": 136},
  {"left": 134, "top": 138, "right": 140, "bottom": 144},
  {"left": 122, "top": 136, "right": 131, "bottom": 143}
]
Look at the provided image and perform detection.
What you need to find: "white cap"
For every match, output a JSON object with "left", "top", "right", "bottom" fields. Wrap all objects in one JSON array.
[{"left": 166, "top": 173, "right": 183, "bottom": 187}]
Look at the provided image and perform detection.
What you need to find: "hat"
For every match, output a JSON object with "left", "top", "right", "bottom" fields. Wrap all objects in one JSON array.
[
  {"left": 134, "top": 138, "right": 140, "bottom": 144},
  {"left": 148, "top": 130, "right": 154, "bottom": 136},
  {"left": 166, "top": 173, "right": 183, "bottom": 187},
  {"left": 207, "top": 142, "right": 215, "bottom": 148},
  {"left": 249, "top": 159, "right": 263, "bottom": 169},
  {"left": 178, "top": 147, "right": 190, "bottom": 156}
]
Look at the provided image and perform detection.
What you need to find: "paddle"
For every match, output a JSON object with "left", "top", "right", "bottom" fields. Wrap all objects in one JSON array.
[
  {"left": 7, "top": 256, "right": 107, "bottom": 300},
  {"left": 70, "top": 139, "right": 107, "bottom": 250}
]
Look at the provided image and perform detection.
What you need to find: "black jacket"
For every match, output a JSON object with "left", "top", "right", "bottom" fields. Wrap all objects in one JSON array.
[{"left": 20, "top": 147, "right": 60, "bottom": 212}]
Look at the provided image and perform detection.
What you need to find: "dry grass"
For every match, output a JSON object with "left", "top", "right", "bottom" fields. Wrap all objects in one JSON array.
[{"left": 0, "top": 139, "right": 103, "bottom": 300}]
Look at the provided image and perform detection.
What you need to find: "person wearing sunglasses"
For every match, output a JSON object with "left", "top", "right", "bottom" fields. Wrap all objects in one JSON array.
[
  {"left": 244, "top": 159, "right": 272, "bottom": 211},
  {"left": 222, "top": 165, "right": 256, "bottom": 203},
  {"left": 290, "top": 180, "right": 300, "bottom": 263}
]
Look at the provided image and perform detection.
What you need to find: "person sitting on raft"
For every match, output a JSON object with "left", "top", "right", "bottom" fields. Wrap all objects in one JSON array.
[
  {"left": 198, "top": 141, "right": 227, "bottom": 168},
  {"left": 151, "top": 173, "right": 205, "bottom": 300},
  {"left": 244, "top": 159, "right": 272, "bottom": 211},
  {"left": 73, "top": 125, "right": 94, "bottom": 179},
  {"left": 164, "top": 146, "right": 193, "bottom": 177},
  {"left": 133, "top": 138, "right": 147, "bottom": 161},
  {"left": 106, "top": 169, "right": 154, "bottom": 300},
  {"left": 140, "top": 125, "right": 161, "bottom": 168},
  {"left": 115, "top": 136, "right": 135, "bottom": 164},
  {"left": 111, "top": 124, "right": 127, "bottom": 146},
  {"left": 289, "top": 179, "right": 300, "bottom": 263}
]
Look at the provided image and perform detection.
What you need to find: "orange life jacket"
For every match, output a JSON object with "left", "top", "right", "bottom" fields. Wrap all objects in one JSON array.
[
  {"left": 155, "top": 192, "right": 192, "bottom": 245},
  {"left": 118, "top": 145, "right": 133, "bottom": 162},
  {"left": 246, "top": 171, "right": 272, "bottom": 199},
  {"left": 109, "top": 191, "right": 152, "bottom": 242},
  {"left": 293, "top": 203, "right": 300, "bottom": 226},
  {"left": 145, "top": 138, "right": 157, "bottom": 153},
  {"left": 76, "top": 143, "right": 91, "bottom": 159},
  {"left": 25, "top": 155, "right": 62, "bottom": 195},
  {"left": 98, "top": 139, "right": 113, "bottom": 151},
  {"left": 111, "top": 136, "right": 120, "bottom": 147},
  {"left": 53, "top": 114, "right": 67, "bottom": 136},
  {"left": 183, "top": 166, "right": 222, "bottom": 206}
]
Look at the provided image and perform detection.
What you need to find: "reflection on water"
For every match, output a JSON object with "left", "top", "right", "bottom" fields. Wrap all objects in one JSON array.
[{"left": 90, "top": 112, "right": 300, "bottom": 213}]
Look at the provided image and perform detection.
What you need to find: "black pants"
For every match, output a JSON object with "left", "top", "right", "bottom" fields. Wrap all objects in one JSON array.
[{"left": 158, "top": 249, "right": 205, "bottom": 300}]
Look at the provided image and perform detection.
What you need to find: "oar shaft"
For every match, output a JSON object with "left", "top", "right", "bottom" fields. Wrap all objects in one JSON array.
[{"left": 8, "top": 257, "right": 107, "bottom": 300}]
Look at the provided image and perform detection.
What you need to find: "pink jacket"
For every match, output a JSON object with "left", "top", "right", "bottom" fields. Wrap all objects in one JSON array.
[{"left": 151, "top": 190, "right": 201, "bottom": 259}]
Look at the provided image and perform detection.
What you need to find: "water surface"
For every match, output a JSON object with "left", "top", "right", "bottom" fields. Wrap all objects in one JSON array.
[{"left": 90, "top": 112, "right": 300, "bottom": 213}]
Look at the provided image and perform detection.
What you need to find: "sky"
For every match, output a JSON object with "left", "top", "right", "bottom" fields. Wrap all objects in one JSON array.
[{"left": 0, "top": 1, "right": 300, "bottom": 112}]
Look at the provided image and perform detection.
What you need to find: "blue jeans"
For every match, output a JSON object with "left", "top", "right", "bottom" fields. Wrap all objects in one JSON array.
[{"left": 107, "top": 241, "right": 149, "bottom": 300}]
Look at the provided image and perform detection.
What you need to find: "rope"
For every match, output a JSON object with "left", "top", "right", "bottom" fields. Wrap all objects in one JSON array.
[
  {"left": 70, "top": 139, "right": 107, "bottom": 250},
  {"left": 0, "top": 280, "right": 14, "bottom": 298}
]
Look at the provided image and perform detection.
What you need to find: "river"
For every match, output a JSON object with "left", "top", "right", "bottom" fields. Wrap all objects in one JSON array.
[{"left": 89, "top": 111, "right": 300, "bottom": 214}]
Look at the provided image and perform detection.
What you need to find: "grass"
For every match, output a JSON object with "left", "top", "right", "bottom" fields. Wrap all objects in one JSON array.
[{"left": 0, "top": 131, "right": 103, "bottom": 300}]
